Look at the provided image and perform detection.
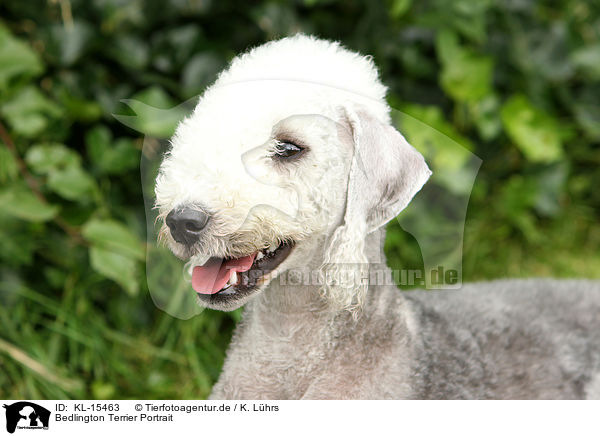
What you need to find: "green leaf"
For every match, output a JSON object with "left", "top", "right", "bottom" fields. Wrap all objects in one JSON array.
[
  {"left": 1, "top": 86, "right": 63, "bottom": 138},
  {"left": 25, "top": 142, "right": 96, "bottom": 202},
  {"left": 106, "top": 34, "right": 149, "bottom": 70},
  {"left": 501, "top": 95, "right": 564, "bottom": 163},
  {"left": 82, "top": 219, "right": 145, "bottom": 261},
  {"left": 89, "top": 246, "right": 139, "bottom": 296},
  {"left": 436, "top": 30, "right": 493, "bottom": 102},
  {"left": 47, "top": 165, "right": 97, "bottom": 201},
  {"left": 114, "top": 86, "right": 189, "bottom": 138},
  {"left": 100, "top": 138, "right": 139, "bottom": 174},
  {"left": 85, "top": 125, "right": 112, "bottom": 164},
  {"left": 59, "top": 91, "right": 103, "bottom": 122},
  {"left": 25, "top": 143, "right": 81, "bottom": 175},
  {"left": 0, "top": 186, "right": 58, "bottom": 222},
  {"left": 0, "top": 24, "right": 43, "bottom": 91},
  {"left": 85, "top": 126, "right": 139, "bottom": 175}
]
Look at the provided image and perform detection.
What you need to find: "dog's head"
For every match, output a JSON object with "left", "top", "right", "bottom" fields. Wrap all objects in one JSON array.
[{"left": 155, "top": 35, "right": 431, "bottom": 311}]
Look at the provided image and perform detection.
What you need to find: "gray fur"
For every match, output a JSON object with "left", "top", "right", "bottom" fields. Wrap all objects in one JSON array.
[{"left": 210, "top": 229, "right": 600, "bottom": 399}]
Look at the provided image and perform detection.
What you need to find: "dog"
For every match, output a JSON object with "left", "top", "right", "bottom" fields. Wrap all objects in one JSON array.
[{"left": 155, "top": 34, "right": 600, "bottom": 399}]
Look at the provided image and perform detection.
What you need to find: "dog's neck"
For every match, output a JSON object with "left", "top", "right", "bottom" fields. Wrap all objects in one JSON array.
[
  {"left": 250, "top": 228, "right": 391, "bottom": 317},
  {"left": 218, "top": 228, "right": 412, "bottom": 398}
]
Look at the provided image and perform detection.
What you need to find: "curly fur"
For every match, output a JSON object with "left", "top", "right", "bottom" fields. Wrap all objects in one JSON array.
[
  {"left": 156, "top": 35, "right": 600, "bottom": 399},
  {"left": 320, "top": 221, "right": 369, "bottom": 314}
]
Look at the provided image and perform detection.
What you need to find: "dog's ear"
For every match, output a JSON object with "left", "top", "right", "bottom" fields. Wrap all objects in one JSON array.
[
  {"left": 321, "top": 105, "right": 431, "bottom": 313},
  {"left": 341, "top": 106, "right": 431, "bottom": 233}
]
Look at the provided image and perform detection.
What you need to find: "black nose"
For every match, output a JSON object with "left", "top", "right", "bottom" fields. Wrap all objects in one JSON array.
[{"left": 166, "top": 206, "right": 210, "bottom": 245}]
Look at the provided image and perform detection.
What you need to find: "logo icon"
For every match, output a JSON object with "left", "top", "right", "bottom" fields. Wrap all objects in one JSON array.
[{"left": 2, "top": 402, "right": 50, "bottom": 434}]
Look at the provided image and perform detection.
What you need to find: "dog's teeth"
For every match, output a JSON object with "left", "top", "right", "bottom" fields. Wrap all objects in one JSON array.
[
  {"left": 256, "top": 252, "right": 264, "bottom": 260},
  {"left": 267, "top": 245, "right": 277, "bottom": 253},
  {"left": 228, "top": 271, "right": 238, "bottom": 286}
]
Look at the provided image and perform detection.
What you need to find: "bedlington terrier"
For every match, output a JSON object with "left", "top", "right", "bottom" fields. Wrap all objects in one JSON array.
[{"left": 155, "top": 35, "right": 600, "bottom": 399}]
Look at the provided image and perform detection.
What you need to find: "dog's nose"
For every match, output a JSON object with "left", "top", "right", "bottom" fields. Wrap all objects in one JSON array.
[{"left": 166, "top": 206, "right": 210, "bottom": 245}]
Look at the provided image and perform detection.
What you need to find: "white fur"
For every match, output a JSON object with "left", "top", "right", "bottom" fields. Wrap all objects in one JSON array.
[{"left": 155, "top": 34, "right": 429, "bottom": 311}]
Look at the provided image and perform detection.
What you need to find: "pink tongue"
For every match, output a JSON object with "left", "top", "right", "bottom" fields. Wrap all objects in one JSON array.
[{"left": 192, "top": 253, "right": 257, "bottom": 294}]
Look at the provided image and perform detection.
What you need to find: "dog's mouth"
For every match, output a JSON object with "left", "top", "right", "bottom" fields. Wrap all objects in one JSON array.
[{"left": 191, "top": 242, "right": 294, "bottom": 300}]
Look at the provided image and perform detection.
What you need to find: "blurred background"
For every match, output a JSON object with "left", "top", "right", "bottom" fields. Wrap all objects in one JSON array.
[{"left": 0, "top": 0, "right": 599, "bottom": 399}]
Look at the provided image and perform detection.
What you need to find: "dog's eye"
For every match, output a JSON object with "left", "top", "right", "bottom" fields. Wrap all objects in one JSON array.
[{"left": 272, "top": 140, "right": 304, "bottom": 159}]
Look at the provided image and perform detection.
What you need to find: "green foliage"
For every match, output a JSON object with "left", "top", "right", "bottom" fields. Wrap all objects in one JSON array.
[
  {"left": 500, "top": 95, "right": 566, "bottom": 163},
  {"left": 0, "top": 24, "right": 43, "bottom": 91},
  {"left": 2, "top": 86, "right": 63, "bottom": 137},
  {"left": 0, "top": 186, "right": 58, "bottom": 222},
  {"left": 0, "top": 0, "right": 598, "bottom": 399},
  {"left": 85, "top": 126, "right": 139, "bottom": 175},
  {"left": 115, "top": 87, "right": 189, "bottom": 138},
  {"left": 82, "top": 219, "right": 145, "bottom": 260},
  {"left": 436, "top": 29, "right": 494, "bottom": 103},
  {"left": 88, "top": 246, "right": 140, "bottom": 296}
]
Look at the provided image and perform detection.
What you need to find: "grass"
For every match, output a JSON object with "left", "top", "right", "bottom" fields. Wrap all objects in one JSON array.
[{"left": 0, "top": 273, "right": 236, "bottom": 399}]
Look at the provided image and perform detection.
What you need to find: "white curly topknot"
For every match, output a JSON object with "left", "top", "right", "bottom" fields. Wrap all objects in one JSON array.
[{"left": 214, "top": 34, "right": 389, "bottom": 119}]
